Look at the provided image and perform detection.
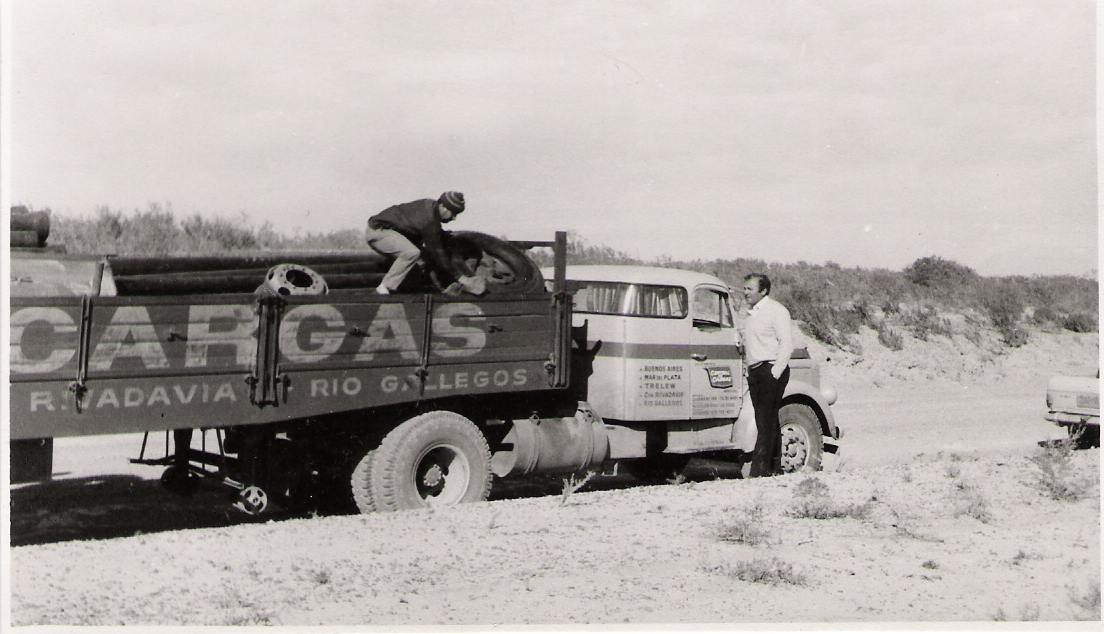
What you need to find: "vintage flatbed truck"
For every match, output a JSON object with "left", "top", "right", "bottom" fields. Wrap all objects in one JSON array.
[{"left": 10, "top": 228, "right": 840, "bottom": 514}]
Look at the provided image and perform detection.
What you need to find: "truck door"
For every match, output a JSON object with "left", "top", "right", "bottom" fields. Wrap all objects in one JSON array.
[{"left": 688, "top": 285, "right": 742, "bottom": 419}]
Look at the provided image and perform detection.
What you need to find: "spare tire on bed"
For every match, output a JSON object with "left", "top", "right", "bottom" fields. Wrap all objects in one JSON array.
[{"left": 428, "top": 231, "right": 546, "bottom": 295}]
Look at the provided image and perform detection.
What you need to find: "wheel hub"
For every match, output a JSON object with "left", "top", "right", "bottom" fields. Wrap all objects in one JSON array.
[
  {"left": 414, "top": 444, "right": 472, "bottom": 506},
  {"left": 781, "top": 428, "right": 809, "bottom": 471},
  {"left": 421, "top": 463, "right": 445, "bottom": 488}
]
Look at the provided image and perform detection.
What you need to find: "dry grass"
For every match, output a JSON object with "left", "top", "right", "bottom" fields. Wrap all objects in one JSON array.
[
  {"left": 717, "top": 500, "right": 773, "bottom": 546},
  {"left": 786, "top": 477, "right": 874, "bottom": 520},
  {"left": 560, "top": 470, "right": 597, "bottom": 505},
  {"left": 704, "top": 558, "right": 808, "bottom": 586}
]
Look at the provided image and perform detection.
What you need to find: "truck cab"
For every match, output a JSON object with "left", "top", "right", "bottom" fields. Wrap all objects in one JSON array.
[{"left": 545, "top": 265, "right": 840, "bottom": 475}]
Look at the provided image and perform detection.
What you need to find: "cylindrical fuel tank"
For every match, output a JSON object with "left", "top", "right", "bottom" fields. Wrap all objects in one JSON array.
[{"left": 490, "top": 404, "right": 608, "bottom": 478}]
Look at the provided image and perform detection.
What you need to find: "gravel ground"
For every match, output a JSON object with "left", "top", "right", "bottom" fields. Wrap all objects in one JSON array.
[{"left": 5, "top": 329, "right": 1101, "bottom": 630}]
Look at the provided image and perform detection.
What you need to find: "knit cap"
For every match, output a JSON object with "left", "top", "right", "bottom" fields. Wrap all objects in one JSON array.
[{"left": 439, "top": 191, "right": 466, "bottom": 213}]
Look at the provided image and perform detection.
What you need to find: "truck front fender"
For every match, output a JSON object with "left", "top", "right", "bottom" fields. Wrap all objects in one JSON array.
[{"left": 783, "top": 378, "right": 841, "bottom": 442}]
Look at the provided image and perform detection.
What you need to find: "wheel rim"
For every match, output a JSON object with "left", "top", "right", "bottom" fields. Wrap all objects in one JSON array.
[
  {"left": 481, "top": 253, "right": 517, "bottom": 285},
  {"left": 780, "top": 424, "right": 810, "bottom": 472},
  {"left": 412, "top": 443, "right": 472, "bottom": 507}
]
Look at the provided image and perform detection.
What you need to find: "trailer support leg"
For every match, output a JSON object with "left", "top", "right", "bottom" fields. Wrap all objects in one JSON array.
[
  {"left": 159, "top": 428, "right": 198, "bottom": 496},
  {"left": 232, "top": 429, "right": 271, "bottom": 516}
]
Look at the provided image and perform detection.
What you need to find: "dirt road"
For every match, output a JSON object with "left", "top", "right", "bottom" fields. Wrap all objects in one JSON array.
[
  {"left": 8, "top": 377, "right": 1072, "bottom": 546},
  {"left": 8, "top": 374, "right": 1099, "bottom": 627}
]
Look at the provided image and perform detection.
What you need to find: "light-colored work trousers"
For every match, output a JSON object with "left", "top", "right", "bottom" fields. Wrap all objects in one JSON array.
[{"left": 366, "top": 226, "right": 422, "bottom": 292}]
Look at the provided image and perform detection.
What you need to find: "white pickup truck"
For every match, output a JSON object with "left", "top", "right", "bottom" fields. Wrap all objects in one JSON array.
[{"left": 1045, "top": 373, "right": 1099, "bottom": 448}]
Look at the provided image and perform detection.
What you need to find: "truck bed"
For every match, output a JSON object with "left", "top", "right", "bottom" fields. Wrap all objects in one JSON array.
[{"left": 11, "top": 289, "right": 569, "bottom": 439}]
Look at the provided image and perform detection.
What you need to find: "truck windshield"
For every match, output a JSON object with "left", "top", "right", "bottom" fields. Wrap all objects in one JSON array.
[{"left": 571, "top": 281, "right": 688, "bottom": 318}]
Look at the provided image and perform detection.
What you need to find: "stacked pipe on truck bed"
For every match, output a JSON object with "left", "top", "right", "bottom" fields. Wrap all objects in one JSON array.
[
  {"left": 109, "top": 252, "right": 389, "bottom": 294},
  {"left": 11, "top": 207, "right": 52, "bottom": 248},
  {"left": 107, "top": 232, "right": 548, "bottom": 296}
]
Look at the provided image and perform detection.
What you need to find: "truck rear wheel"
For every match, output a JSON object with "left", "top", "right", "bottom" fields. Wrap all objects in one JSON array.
[
  {"left": 349, "top": 449, "right": 377, "bottom": 513},
  {"left": 366, "top": 411, "right": 492, "bottom": 512},
  {"left": 779, "top": 404, "right": 823, "bottom": 472}
]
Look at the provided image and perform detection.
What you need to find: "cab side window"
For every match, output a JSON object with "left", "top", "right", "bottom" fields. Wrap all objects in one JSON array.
[{"left": 691, "top": 288, "right": 734, "bottom": 328}]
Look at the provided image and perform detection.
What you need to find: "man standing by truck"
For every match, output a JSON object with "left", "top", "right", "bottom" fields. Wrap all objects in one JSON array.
[
  {"left": 740, "top": 273, "right": 794, "bottom": 477},
  {"left": 366, "top": 191, "right": 486, "bottom": 295}
]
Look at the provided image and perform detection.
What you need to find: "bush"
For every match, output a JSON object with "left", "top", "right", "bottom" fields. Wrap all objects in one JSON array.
[
  {"left": 717, "top": 503, "right": 772, "bottom": 546},
  {"left": 1029, "top": 440, "right": 1095, "bottom": 501},
  {"left": 48, "top": 205, "right": 352, "bottom": 256},
  {"left": 1062, "top": 312, "right": 1098, "bottom": 333},
  {"left": 787, "top": 477, "right": 873, "bottom": 520},
  {"left": 1030, "top": 305, "right": 1059, "bottom": 325},
  {"left": 1001, "top": 326, "right": 1029, "bottom": 348},
  {"left": 876, "top": 321, "right": 905, "bottom": 351},
  {"left": 704, "top": 558, "right": 807, "bottom": 586},
  {"left": 904, "top": 256, "right": 978, "bottom": 288},
  {"left": 900, "top": 305, "right": 953, "bottom": 341}
]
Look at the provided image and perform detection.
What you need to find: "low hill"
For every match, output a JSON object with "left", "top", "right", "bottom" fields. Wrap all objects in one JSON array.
[{"left": 30, "top": 205, "right": 1102, "bottom": 386}]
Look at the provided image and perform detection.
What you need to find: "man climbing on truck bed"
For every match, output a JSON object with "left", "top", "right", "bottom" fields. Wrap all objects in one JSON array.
[{"left": 366, "top": 191, "right": 486, "bottom": 296}]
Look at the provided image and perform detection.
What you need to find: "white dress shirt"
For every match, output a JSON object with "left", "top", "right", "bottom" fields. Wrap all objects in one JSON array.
[{"left": 742, "top": 295, "right": 793, "bottom": 370}]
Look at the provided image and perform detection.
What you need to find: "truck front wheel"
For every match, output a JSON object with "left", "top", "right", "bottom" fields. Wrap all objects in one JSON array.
[
  {"left": 779, "top": 404, "right": 823, "bottom": 472},
  {"left": 362, "top": 411, "right": 492, "bottom": 512}
]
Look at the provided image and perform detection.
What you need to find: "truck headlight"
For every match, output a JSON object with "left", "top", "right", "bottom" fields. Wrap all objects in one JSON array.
[{"left": 821, "top": 385, "right": 837, "bottom": 406}]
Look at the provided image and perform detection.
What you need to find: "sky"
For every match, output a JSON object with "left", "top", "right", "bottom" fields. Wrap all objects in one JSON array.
[{"left": 5, "top": 0, "right": 1099, "bottom": 276}]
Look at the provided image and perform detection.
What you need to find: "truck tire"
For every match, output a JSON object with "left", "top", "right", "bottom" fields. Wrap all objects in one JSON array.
[
  {"left": 368, "top": 411, "right": 492, "bottom": 511},
  {"left": 779, "top": 404, "right": 823, "bottom": 472},
  {"left": 349, "top": 449, "right": 377, "bottom": 513},
  {"left": 624, "top": 454, "right": 691, "bottom": 484},
  {"left": 433, "top": 231, "right": 546, "bottom": 295}
]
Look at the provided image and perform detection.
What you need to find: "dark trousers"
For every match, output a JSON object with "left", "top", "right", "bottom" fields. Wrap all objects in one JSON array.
[{"left": 747, "top": 362, "right": 790, "bottom": 477}]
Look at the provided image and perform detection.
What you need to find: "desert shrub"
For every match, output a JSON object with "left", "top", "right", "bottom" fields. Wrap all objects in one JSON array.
[
  {"left": 787, "top": 477, "right": 873, "bottom": 520},
  {"left": 48, "top": 205, "right": 359, "bottom": 256},
  {"left": 560, "top": 470, "right": 597, "bottom": 505},
  {"left": 1030, "top": 305, "right": 1059, "bottom": 325},
  {"left": 952, "top": 479, "right": 991, "bottom": 523},
  {"left": 900, "top": 305, "right": 953, "bottom": 341},
  {"left": 704, "top": 558, "right": 807, "bottom": 586},
  {"left": 975, "top": 280, "right": 1028, "bottom": 346},
  {"left": 875, "top": 320, "right": 904, "bottom": 350},
  {"left": 904, "top": 256, "right": 979, "bottom": 288},
  {"left": 1000, "top": 326, "right": 1030, "bottom": 348},
  {"left": 784, "top": 287, "right": 864, "bottom": 353},
  {"left": 1062, "top": 311, "right": 1098, "bottom": 333},
  {"left": 1021, "top": 274, "right": 1099, "bottom": 319},
  {"left": 852, "top": 298, "right": 879, "bottom": 327},
  {"left": 1028, "top": 440, "right": 1095, "bottom": 502},
  {"left": 717, "top": 502, "right": 771, "bottom": 546},
  {"left": 793, "top": 476, "right": 831, "bottom": 498},
  {"left": 180, "top": 213, "right": 265, "bottom": 251}
]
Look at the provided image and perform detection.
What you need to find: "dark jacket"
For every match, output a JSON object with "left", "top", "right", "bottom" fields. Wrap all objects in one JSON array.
[{"left": 369, "top": 199, "right": 463, "bottom": 279}]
